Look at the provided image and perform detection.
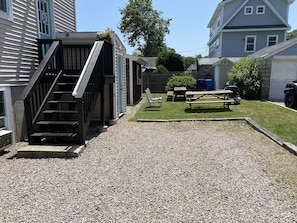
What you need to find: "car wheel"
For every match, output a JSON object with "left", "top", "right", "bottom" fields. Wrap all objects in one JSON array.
[{"left": 284, "top": 90, "right": 296, "bottom": 108}]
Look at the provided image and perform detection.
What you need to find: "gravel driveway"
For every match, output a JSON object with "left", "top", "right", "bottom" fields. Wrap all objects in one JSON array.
[{"left": 0, "top": 105, "right": 297, "bottom": 222}]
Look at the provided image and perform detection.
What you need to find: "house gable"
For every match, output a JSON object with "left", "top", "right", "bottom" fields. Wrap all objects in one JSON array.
[
  {"left": 208, "top": 0, "right": 294, "bottom": 58},
  {"left": 223, "top": 0, "right": 290, "bottom": 31}
]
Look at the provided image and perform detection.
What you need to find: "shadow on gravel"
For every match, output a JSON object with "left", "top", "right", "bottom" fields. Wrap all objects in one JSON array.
[
  {"left": 0, "top": 150, "right": 9, "bottom": 157},
  {"left": 85, "top": 122, "right": 102, "bottom": 141}
]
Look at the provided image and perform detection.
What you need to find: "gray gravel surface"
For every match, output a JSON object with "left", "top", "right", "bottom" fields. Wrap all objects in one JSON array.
[{"left": 1, "top": 105, "right": 297, "bottom": 222}]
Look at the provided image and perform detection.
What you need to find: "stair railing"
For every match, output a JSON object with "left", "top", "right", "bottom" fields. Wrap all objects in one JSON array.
[
  {"left": 72, "top": 40, "right": 113, "bottom": 144},
  {"left": 20, "top": 40, "right": 63, "bottom": 138}
]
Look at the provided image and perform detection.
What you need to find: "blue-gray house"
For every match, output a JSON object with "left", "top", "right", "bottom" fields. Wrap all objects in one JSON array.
[{"left": 208, "top": 0, "right": 295, "bottom": 58}]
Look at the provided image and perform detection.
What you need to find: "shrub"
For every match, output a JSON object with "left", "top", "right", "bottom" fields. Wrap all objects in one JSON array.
[
  {"left": 227, "top": 56, "right": 261, "bottom": 99},
  {"left": 165, "top": 72, "right": 196, "bottom": 91},
  {"left": 153, "top": 65, "right": 169, "bottom": 74}
]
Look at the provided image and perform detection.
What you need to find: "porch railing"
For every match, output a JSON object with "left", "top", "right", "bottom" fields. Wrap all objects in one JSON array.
[
  {"left": 73, "top": 40, "right": 113, "bottom": 144},
  {"left": 20, "top": 40, "right": 63, "bottom": 137},
  {"left": 20, "top": 39, "right": 113, "bottom": 144}
]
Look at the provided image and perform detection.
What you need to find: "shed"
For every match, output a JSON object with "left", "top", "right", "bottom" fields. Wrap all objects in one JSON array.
[
  {"left": 126, "top": 55, "right": 146, "bottom": 105},
  {"left": 251, "top": 38, "right": 297, "bottom": 101}
]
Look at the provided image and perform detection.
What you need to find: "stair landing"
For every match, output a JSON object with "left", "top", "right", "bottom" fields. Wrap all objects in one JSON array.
[{"left": 17, "top": 144, "right": 85, "bottom": 158}]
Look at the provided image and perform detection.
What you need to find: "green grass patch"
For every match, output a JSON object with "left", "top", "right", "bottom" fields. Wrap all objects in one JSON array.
[{"left": 130, "top": 94, "right": 297, "bottom": 146}]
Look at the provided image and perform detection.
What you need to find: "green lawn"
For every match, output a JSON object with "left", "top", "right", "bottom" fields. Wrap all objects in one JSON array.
[{"left": 130, "top": 94, "right": 297, "bottom": 146}]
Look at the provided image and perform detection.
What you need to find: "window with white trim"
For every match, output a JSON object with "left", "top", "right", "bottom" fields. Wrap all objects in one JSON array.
[
  {"left": 0, "top": 0, "right": 12, "bottom": 20},
  {"left": 38, "top": 0, "right": 50, "bottom": 35},
  {"left": 257, "top": 5, "right": 265, "bottom": 14},
  {"left": 245, "top": 36, "right": 256, "bottom": 52},
  {"left": 267, "top": 35, "right": 278, "bottom": 47},
  {"left": 244, "top": 6, "right": 253, "bottom": 15}
]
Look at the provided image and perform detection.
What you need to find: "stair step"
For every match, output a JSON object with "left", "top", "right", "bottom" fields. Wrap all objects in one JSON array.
[
  {"left": 53, "top": 91, "right": 73, "bottom": 94},
  {"left": 58, "top": 82, "right": 76, "bottom": 86},
  {"left": 63, "top": 74, "right": 80, "bottom": 77},
  {"left": 30, "top": 132, "right": 77, "bottom": 138},
  {"left": 43, "top": 110, "right": 78, "bottom": 114},
  {"left": 36, "top": 121, "right": 79, "bottom": 126},
  {"left": 48, "top": 100, "right": 77, "bottom": 104},
  {"left": 62, "top": 74, "right": 80, "bottom": 79}
]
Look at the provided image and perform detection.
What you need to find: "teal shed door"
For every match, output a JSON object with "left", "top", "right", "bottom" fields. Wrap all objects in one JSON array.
[{"left": 117, "top": 56, "right": 124, "bottom": 115}]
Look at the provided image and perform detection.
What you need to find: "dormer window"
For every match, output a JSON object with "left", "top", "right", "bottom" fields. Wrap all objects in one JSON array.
[
  {"left": 257, "top": 5, "right": 265, "bottom": 14},
  {"left": 244, "top": 6, "right": 253, "bottom": 15}
]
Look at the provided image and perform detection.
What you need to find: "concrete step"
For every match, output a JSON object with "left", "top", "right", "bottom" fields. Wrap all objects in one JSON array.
[{"left": 17, "top": 144, "right": 85, "bottom": 158}]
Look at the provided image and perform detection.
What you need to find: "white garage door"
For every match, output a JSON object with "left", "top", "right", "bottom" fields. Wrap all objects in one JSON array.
[{"left": 269, "top": 58, "right": 297, "bottom": 101}]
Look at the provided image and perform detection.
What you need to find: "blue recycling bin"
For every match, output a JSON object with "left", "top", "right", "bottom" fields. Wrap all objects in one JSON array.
[
  {"left": 196, "top": 79, "right": 205, "bottom": 90},
  {"left": 205, "top": 79, "right": 214, "bottom": 91}
]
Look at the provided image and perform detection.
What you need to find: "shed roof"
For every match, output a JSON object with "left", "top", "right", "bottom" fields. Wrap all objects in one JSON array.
[
  {"left": 198, "top": 58, "right": 221, "bottom": 65},
  {"left": 250, "top": 38, "right": 297, "bottom": 59}
]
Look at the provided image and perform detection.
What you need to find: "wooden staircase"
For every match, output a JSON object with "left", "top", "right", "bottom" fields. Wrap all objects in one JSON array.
[
  {"left": 29, "top": 73, "right": 81, "bottom": 145},
  {"left": 21, "top": 39, "right": 114, "bottom": 149}
]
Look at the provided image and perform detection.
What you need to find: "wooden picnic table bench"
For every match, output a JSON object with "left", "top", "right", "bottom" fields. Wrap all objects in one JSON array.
[{"left": 185, "top": 90, "right": 234, "bottom": 109}]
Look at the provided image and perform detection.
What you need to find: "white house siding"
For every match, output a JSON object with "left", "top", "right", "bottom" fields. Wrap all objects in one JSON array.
[
  {"left": 0, "top": 0, "right": 38, "bottom": 84},
  {"left": 53, "top": 0, "right": 76, "bottom": 33}
]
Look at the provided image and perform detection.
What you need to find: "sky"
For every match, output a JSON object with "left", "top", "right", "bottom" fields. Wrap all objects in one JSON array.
[{"left": 75, "top": 0, "right": 297, "bottom": 57}]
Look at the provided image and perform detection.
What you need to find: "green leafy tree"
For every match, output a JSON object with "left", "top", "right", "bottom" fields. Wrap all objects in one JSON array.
[
  {"left": 153, "top": 65, "right": 169, "bottom": 74},
  {"left": 287, "top": 29, "right": 297, "bottom": 40},
  {"left": 183, "top": 56, "right": 197, "bottom": 70},
  {"left": 228, "top": 56, "right": 261, "bottom": 99},
  {"left": 119, "top": 0, "right": 171, "bottom": 56},
  {"left": 156, "top": 50, "right": 184, "bottom": 71},
  {"left": 196, "top": 54, "right": 203, "bottom": 59}
]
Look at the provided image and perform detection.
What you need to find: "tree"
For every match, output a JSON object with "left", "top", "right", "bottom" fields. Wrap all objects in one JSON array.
[
  {"left": 153, "top": 64, "right": 169, "bottom": 74},
  {"left": 156, "top": 50, "right": 184, "bottom": 71},
  {"left": 183, "top": 56, "right": 197, "bottom": 70},
  {"left": 119, "top": 0, "right": 171, "bottom": 57},
  {"left": 228, "top": 56, "right": 261, "bottom": 99},
  {"left": 287, "top": 29, "right": 297, "bottom": 40}
]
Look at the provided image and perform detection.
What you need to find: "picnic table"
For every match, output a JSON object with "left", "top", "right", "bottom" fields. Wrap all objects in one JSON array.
[
  {"left": 185, "top": 90, "right": 234, "bottom": 109},
  {"left": 174, "top": 87, "right": 187, "bottom": 97}
]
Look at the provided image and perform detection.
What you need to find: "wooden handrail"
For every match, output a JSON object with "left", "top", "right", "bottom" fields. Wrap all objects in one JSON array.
[
  {"left": 20, "top": 41, "right": 61, "bottom": 100},
  {"left": 72, "top": 41, "right": 104, "bottom": 99}
]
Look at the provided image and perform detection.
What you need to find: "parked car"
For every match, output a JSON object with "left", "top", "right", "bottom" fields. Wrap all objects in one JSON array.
[{"left": 284, "top": 81, "right": 297, "bottom": 108}]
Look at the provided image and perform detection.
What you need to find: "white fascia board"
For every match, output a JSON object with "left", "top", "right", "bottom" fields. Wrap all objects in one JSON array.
[
  {"left": 221, "top": 28, "right": 289, "bottom": 33},
  {"left": 207, "top": 31, "right": 221, "bottom": 46},
  {"left": 207, "top": 0, "right": 234, "bottom": 27}
]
